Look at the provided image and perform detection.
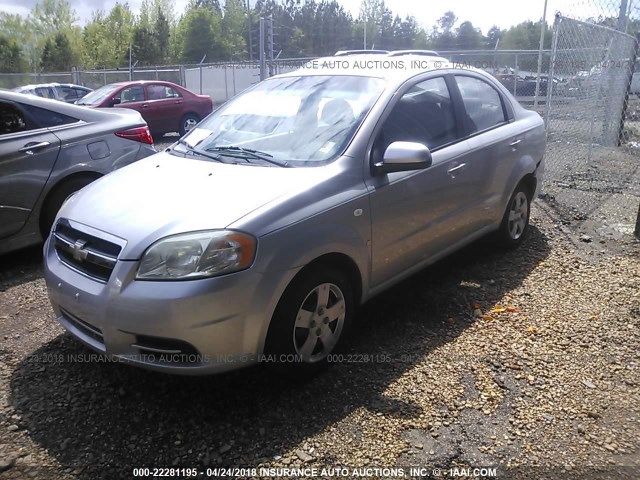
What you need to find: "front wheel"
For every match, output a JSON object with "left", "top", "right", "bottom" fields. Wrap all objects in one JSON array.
[
  {"left": 179, "top": 113, "right": 200, "bottom": 136},
  {"left": 264, "top": 266, "right": 354, "bottom": 373},
  {"left": 494, "top": 183, "right": 531, "bottom": 249}
]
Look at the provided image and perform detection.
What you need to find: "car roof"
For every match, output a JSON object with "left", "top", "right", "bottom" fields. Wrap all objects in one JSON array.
[
  {"left": 108, "top": 80, "right": 182, "bottom": 87},
  {"left": 275, "top": 50, "right": 491, "bottom": 86},
  {"left": 15, "top": 83, "right": 61, "bottom": 89}
]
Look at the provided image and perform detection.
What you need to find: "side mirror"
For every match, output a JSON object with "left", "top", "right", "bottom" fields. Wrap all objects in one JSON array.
[
  {"left": 110, "top": 97, "right": 121, "bottom": 106},
  {"left": 373, "top": 141, "right": 432, "bottom": 174}
]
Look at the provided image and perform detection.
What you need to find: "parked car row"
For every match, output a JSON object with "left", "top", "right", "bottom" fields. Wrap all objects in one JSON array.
[{"left": 11, "top": 80, "right": 214, "bottom": 138}]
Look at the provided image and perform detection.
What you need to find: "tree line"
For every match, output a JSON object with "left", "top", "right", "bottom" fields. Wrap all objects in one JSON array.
[{"left": 0, "top": 0, "right": 558, "bottom": 73}]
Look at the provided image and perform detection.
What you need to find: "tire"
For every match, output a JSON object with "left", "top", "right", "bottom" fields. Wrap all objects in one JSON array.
[
  {"left": 40, "top": 177, "right": 96, "bottom": 239},
  {"left": 179, "top": 113, "right": 200, "bottom": 136},
  {"left": 264, "top": 265, "right": 355, "bottom": 374},
  {"left": 494, "top": 182, "right": 532, "bottom": 249}
]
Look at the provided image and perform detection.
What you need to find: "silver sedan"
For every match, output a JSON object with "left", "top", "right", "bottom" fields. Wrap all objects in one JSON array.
[
  {"left": 43, "top": 52, "right": 545, "bottom": 375},
  {"left": 0, "top": 91, "right": 156, "bottom": 255}
]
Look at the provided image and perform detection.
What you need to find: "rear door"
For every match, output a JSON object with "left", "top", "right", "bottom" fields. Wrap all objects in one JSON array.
[
  {"left": 116, "top": 85, "right": 150, "bottom": 127},
  {"left": 0, "top": 100, "right": 63, "bottom": 239},
  {"left": 452, "top": 74, "right": 522, "bottom": 225},
  {"left": 145, "top": 84, "right": 184, "bottom": 134}
]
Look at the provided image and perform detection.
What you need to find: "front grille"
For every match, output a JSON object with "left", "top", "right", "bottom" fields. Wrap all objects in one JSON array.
[
  {"left": 53, "top": 222, "right": 121, "bottom": 282},
  {"left": 61, "top": 308, "right": 105, "bottom": 347}
]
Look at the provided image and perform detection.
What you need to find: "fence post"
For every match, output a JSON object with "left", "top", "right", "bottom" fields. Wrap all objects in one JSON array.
[
  {"left": 534, "top": 0, "right": 549, "bottom": 108},
  {"left": 544, "top": 14, "right": 560, "bottom": 137},
  {"left": 259, "top": 17, "right": 266, "bottom": 81},
  {"left": 199, "top": 55, "right": 206, "bottom": 95},
  {"left": 514, "top": 54, "right": 518, "bottom": 96}
]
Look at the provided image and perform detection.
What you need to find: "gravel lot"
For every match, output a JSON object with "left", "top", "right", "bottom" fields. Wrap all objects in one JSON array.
[{"left": 0, "top": 197, "right": 639, "bottom": 479}]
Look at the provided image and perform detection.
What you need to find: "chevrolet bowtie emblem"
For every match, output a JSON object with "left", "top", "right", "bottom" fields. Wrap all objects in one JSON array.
[{"left": 71, "top": 240, "right": 89, "bottom": 262}]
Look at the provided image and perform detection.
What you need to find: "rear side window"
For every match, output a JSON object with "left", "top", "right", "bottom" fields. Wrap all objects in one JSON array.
[
  {"left": 61, "top": 86, "right": 85, "bottom": 101},
  {"left": 0, "top": 102, "right": 28, "bottom": 135},
  {"left": 147, "top": 84, "right": 181, "bottom": 100},
  {"left": 455, "top": 76, "right": 506, "bottom": 133},
  {"left": 22, "top": 104, "right": 78, "bottom": 127},
  {"left": 35, "top": 87, "right": 55, "bottom": 99}
]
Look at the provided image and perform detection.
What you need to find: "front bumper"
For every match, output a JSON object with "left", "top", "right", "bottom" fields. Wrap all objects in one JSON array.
[{"left": 43, "top": 230, "right": 288, "bottom": 375}]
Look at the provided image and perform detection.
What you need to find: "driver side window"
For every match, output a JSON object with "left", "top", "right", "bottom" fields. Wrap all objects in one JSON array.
[
  {"left": 120, "top": 86, "right": 145, "bottom": 104},
  {"left": 373, "top": 76, "right": 458, "bottom": 163}
]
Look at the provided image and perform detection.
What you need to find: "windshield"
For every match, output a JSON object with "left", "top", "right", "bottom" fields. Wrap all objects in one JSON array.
[
  {"left": 76, "top": 84, "right": 121, "bottom": 105},
  {"left": 178, "top": 75, "right": 385, "bottom": 165}
]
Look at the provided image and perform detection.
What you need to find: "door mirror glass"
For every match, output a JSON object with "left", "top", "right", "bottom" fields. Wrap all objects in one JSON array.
[
  {"left": 374, "top": 141, "right": 432, "bottom": 174},
  {"left": 110, "top": 97, "right": 121, "bottom": 106}
]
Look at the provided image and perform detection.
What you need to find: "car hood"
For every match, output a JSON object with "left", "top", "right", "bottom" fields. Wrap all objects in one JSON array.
[{"left": 59, "top": 152, "right": 337, "bottom": 259}]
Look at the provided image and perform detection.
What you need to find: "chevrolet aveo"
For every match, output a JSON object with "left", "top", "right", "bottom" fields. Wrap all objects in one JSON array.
[{"left": 44, "top": 51, "right": 545, "bottom": 375}]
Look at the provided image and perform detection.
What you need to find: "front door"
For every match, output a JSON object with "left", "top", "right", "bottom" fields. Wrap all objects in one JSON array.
[
  {"left": 145, "top": 84, "right": 185, "bottom": 134},
  {"left": 366, "top": 75, "right": 478, "bottom": 288}
]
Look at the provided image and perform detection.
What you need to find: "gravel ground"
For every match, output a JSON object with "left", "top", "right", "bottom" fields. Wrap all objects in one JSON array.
[{"left": 0, "top": 201, "right": 639, "bottom": 480}]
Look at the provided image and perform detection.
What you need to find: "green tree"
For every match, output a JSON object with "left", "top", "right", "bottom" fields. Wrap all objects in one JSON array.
[
  {"left": 82, "top": 3, "right": 135, "bottom": 69},
  {"left": 456, "top": 21, "right": 483, "bottom": 50},
  {"left": 155, "top": 6, "right": 171, "bottom": 62},
  {"left": 500, "top": 20, "right": 551, "bottom": 50},
  {"left": 222, "top": 0, "right": 247, "bottom": 59},
  {"left": 432, "top": 11, "right": 457, "bottom": 50},
  {"left": 486, "top": 25, "right": 502, "bottom": 49},
  {"left": 41, "top": 32, "right": 75, "bottom": 71},
  {"left": 132, "top": 24, "right": 160, "bottom": 65},
  {"left": 0, "top": 34, "right": 26, "bottom": 73},
  {"left": 178, "top": 5, "right": 223, "bottom": 62}
]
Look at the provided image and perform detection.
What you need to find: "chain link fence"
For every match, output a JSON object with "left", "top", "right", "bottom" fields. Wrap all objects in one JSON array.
[
  {"left": 0, "top": 51, "right": 553, "bottom": 105},
  {"left": 541, "top": 13, "right": 640, "bottom": 241}
]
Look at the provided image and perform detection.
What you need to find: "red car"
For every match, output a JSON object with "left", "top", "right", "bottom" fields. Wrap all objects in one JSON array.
[{"left": 76, "top": 81, "right": 213, "bottom": 137}]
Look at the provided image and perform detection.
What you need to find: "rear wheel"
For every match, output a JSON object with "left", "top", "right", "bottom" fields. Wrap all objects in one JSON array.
[
  {"left": 264, "top": 265, "right": 354, "bottom": 375},
  {"left": 494, "top": 183, "right": 531, "bottom": 249},
  {"left": 179, "top": 113, "right": 200, "bottom": 136},
  {"left": 40, "top": 177, "right": 96, "bottom": 239}
]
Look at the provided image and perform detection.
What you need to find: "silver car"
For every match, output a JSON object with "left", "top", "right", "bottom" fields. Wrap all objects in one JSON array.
[
  {"left": 43, "top": 52, "right": 545, "bottom": 375},
  {"left": 0, "top": 91, "right": 155, "bottom": 255}
]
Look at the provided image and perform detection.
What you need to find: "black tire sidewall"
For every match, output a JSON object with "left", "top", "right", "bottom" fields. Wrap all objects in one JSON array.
[{"left": 264, "top": 266, "right": 355, "bottom": 370}]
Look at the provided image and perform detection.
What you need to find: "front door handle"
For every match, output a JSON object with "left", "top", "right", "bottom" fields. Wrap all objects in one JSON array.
[
  {"left": 19, "top": 141, "right": 51, "bottom": 154},
  {"left": 447, "top": 163, "right": 467, "bottom": 177}
]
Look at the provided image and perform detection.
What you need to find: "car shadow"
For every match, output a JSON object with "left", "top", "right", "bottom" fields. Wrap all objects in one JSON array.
[
  {"left": 9, "top": 227, "right": 550, "bottom": 478},
  {"left": 0, "top": 245, "right": 44, "bottom": 291}
]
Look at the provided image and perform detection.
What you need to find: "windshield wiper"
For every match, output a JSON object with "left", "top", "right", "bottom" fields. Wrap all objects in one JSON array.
[
  {"left": 173, "top": 139, "right": 227, "bottom": 163},
  {"left": 205, "top": 146, "right": 290, "bottom": 168}
]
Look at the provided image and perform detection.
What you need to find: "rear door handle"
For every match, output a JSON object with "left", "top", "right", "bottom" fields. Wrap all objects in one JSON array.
[
  {"left": 509, "top": 139, "right": 522, "bottom": 149},
  {"left": 19, "top": 141, "right": 50, "bottom": 154},
  {"left": 142, "top": 104, "right": 149, "bottom": 108},
  {"left": 447, "top": 163, "right": 467, "bottom": 177}
]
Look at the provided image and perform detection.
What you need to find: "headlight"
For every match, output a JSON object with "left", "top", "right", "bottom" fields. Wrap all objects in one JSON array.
[{"left": 136, "top": 230, "right": 256, "bottom": 280}]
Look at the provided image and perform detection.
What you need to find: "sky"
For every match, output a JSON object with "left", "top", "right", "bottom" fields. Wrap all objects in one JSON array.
[{"left": 0, "top": 0, "right": 627, "bottom": 34}]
